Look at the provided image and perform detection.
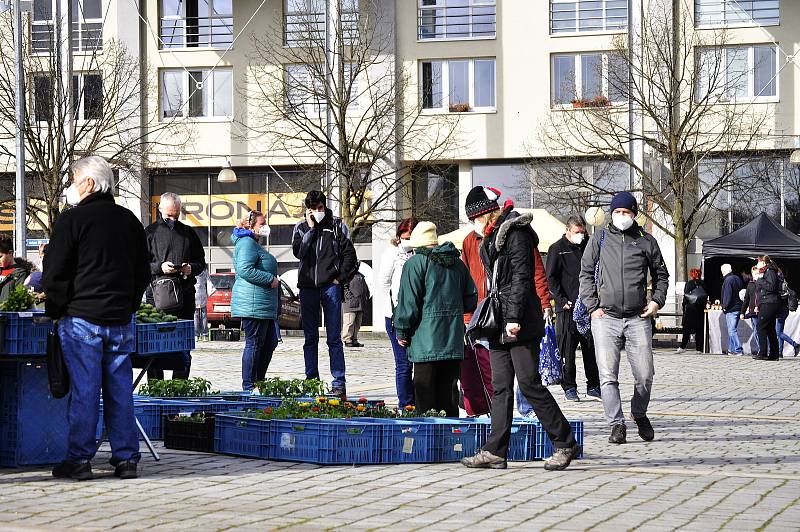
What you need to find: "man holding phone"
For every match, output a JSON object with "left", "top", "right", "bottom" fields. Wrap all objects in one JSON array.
[
  {"left": 292, "top": 190, "right": 357, "bottom": 398},
  {"left": 145, "top": 192, "right": 207, "bottom": 380}
]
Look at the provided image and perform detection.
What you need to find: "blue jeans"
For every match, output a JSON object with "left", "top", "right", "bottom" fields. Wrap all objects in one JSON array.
[
  {"left": 516, "top": 384, "right": 534, "bottom": 416},
  {"left": 300, "top": 284, "right": 346, "bottom": 388},
  {"left": 724, "top": 312, "right": 743, "bottom": 354},
  {"left": 751, "top": 317, "right": 760, "bottom": 352},
  {"left": 59, "top": 316, "right": 140, "bottom": 464},
  {"left": 592, "top": 315, "right": 654, "bottom": 427},
  {"left": 776, "top": 315, "right": 798, "bottom": 355},
  {"left": 194, "top": 307, "right": 208, "bottom": 336},
  {"left": 385, "top": 317, "right": 414, "bottom": 407},
  {"left": 241, "top": 318, "right": 279, "bottom": 391}
]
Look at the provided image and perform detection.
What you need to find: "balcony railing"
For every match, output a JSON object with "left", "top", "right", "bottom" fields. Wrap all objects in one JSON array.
[
  {"left": 418, "top": 4, "right": 496, "bottom": 40},
  {"left": 283, "top": 10, "right": 359, "bottom": 47},
  {"left": 159, "top": 15, "right": 234, "bottom": 49},
  {"left": 32, "top": 22, "right": 102, "bottom": 53}
]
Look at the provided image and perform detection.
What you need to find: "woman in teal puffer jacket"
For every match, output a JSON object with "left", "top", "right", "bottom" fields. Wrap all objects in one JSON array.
[{"left": 232, "top": 211, "right": 280, "bottom": 391}]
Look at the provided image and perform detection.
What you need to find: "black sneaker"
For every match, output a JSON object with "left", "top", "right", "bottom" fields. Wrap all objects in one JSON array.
[
  {"left": 634, "top": 416, "right": 655, "bottom": 441},
  {"left": 544, "top": 443, "right": 581, "bottom": 471},
  {"left": 794, "top": 345, "right": 800, "bottom": 357},
  {"left": 753, "top": 354, "right": 768, "bottom": 360},
  {"left": 113, "top": 461, "right": 138, "bottom": 479},
  {"left": 608, "top": 424, "right": 626, "bottom": 444},
  {"left": 330, "top": 386, "right": 347, "bottom": 400},
  {"left": 52, "top": 461, "right": 93, "bottom": 481}
]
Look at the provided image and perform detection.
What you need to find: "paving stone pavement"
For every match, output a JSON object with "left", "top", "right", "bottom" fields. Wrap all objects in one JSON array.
[{"left": 1, "top": 337, "right": 800, "bottom": 531}]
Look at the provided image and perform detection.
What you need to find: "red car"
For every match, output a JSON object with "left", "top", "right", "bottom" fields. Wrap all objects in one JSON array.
[{"left": 207, "top": 273, "right": 302, "bottom": 330}]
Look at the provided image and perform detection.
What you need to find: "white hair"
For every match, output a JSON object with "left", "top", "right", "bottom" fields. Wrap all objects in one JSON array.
[
  {"left": 159, "top": 192, "right": 182, "bottom": 208},
  {"left": 71, "top": 156, "right": 115, "bottom": 193}
]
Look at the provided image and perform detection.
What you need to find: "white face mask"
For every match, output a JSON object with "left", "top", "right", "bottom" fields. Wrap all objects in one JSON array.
[
  {"left": 753, "top": 273, "right": 762, "bottom": 281},
  {"left": 756, "top": 261, "right": 765, "bottom": 270},
  {"left": 612, "top": 213, "right": 634, "bottom": 232},
  {"left": 258, "top": 224, "right": 271, "bottom": 237},
  {"left": 312, "top": 211, "right": 326, "bottom": 223},
  {"left": 399, "top": 239, "right": 413, "bottom": 252},
  {"left": 473, "top": 220, "right": 485, "bottom": 237},
  {"left": 570, "top": 232, "right": 585, "bottom": 245},
  {"left": 66, "top": 183, "right": 83, "bottom": 206}
]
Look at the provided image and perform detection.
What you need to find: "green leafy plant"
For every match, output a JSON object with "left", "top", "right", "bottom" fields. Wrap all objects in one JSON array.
[
  {"left": 254, "top": 378, "right": 328, "bottom": 398},
  {"left": 138, "top": 377, "right": 212, "bottom": 397},
  {"left": 168, "top": 412, "right": 212, "bottom": 423},
  {"left": 135, "top": 303, "right": 178, "bottom": 324},
  {"left": 0, "top": 286, "right": 36, "bottom": 312},
  {"left": 252, "top": 397, "right": 446, "bottom": 420}
]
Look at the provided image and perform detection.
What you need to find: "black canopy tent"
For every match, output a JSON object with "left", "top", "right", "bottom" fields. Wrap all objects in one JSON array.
[{"left": 702, "top": 213, "right": 800, "bottom": 301}]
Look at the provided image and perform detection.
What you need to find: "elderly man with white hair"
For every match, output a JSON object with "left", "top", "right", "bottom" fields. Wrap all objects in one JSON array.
[
  {"left": 720, "top": 263, "right": 745, "bottom": 356},
  {"left": 42, "top": 155, "right": 151, "bottom": 480},
  {"left": 144, "top": 191, "right": 206, "bottom": 379}
]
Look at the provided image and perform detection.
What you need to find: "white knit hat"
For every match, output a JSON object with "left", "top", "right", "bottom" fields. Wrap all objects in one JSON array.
[
  {"left": 721, "top": 264, "right": 732, "bottom": 276},
  {"left": 409, "top": 221, "right": 438, "bottom": 248}
]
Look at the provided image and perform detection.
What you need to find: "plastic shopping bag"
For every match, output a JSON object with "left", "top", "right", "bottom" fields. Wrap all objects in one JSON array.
[{"left": 538, "top": 316, "right": 563, "bottom": 386}]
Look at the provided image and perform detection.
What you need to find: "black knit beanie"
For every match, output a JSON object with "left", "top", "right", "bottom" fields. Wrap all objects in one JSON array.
[{"left": 465, "top": 186, "right": 502, "bottom": 220}]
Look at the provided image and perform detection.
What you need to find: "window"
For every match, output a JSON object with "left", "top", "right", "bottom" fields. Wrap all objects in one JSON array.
[
  {"left": 420, "top": 58, "right": 496, "bottom": 112},
  {"left": 550, "top": 0, "right": 627, "bottom": 34},
  {"left": 695, "top": 0, "right": 779, "bottom": 27},
  {"left": 160, "top": 68, "right": 233, "bottom": 119},
  {"left": 418, "top": 0, "right": 496, "bottom": 41},
  {"left": 284, "top": 0, "right": 359, "bottom": 46},
  {"left": 551, "top": 52, "right": 629, "bottom": 106},
  {"left": 71, "top": 73, "right": 102, "bottom": 120},
  {"left": 160, "top": 0, "right": 233, "bottom": 49},
  {"left": 32, "top": 0, "right": 102, "bottom": 52},
  {"left": 33, "top": 74, "right": 54, "bottom": 122},
  {"left": 412, "top": 164, "right": 459, "bottom": 234},
  {"left": 696, "top": 45, "right": 778, "bottom": 101}
]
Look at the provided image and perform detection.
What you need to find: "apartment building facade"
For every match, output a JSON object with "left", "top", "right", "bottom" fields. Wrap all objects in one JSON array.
[{"left": 2, "top": 0, "right": 799, "bottom": 318}]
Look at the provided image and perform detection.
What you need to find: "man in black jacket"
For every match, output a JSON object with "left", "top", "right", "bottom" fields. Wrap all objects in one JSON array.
[
  {"left": 145, "top": 192, "right": 206, "bottom": 379},
  {"left": 579, "top": 192, "right": 670, "bottom": 445},
  {"left": 42, "top": 156, "right": 150, "bottom": 480},
  {"left": 292, "top": 190, "right": 357, "bottom": 397},
  {"left": 546, "top": 215, "right": 600, "bottom": 402}
]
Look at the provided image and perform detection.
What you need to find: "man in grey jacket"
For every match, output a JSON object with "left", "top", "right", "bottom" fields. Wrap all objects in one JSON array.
[{"left": 579, "top": 192, "right": 670, "bottom": 445}]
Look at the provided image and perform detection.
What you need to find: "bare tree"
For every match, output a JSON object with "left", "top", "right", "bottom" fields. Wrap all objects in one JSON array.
[
  {"left": 241, "top": 0, "right": 463, "bottom": 233},
  {"left": 0, "top": 15, "right": 191, "bottom": 236},
  {"left": 530, "top": 0, "right": 774, "bottom": 281}
]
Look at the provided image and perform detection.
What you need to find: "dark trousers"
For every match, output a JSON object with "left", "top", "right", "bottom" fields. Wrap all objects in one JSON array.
[
  {"left": 241, "top": 318, "right": 279, "bottom": 391},
  {"left": 147, "top": 295, "right": 194, "bottom": 380},
  {"left": 558, "top": 311, "right": 599, "bottom": 391},
  {"left": 680, "top": 308, "right": 705, "bottom": 351},
  {"left": 483, "top": 343, "right": 575, "bottom": 459},
  {"left": 385, "top": 317, "right": 414, "bottom": 407},
  {"left": 413, "top": 360, "right": 460, "bottom": 417},
  {"left": 299, "top": 284, "right": 346, "bottom": 388},
  {"left": 757, "top": 302, "right": 781, "bottom": 359}
]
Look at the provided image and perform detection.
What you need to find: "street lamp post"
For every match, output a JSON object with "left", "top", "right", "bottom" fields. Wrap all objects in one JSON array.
[{"left": 12, "top": 0, "right": 29, "bottom": 256}]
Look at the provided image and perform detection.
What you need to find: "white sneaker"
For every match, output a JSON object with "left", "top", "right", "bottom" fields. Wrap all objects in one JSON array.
[{"left": 676, "top": 347, "right": 686, "bottom": 354}]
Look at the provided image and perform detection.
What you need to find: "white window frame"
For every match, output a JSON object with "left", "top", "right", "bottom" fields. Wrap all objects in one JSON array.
[
  {"left": 72, "top": 72, "right": 102, "bottom": 122},
  {"left": 696, "top": 44, "right": 779, "bottom": 103},
  {"left": 32, "top": 0, "right": 103, "bottom": 53},
  {"left": 284, "top": 0, "right": 359, "bottom": 47},
  {"left": 694, "top": 0, "right": 780, "bottom": 28},
  {"left": 550, "top": 52, "right": 628, "bottom": 108},
  {"left": 159, "top": 68, "right": 234, "bottom": 121},
  {"left": 420, "top": 57, "right": 497, "bottom": 114},
  {"left": 549, "top": 0, "right": 628, "bottom": 36},
  {"left": 158, "top": 0, "right": 234, "bottom": 50},
  {"left": 284, "top": 63, "right": 360, "bottom": 116},
  {"left": 417, "top": 0, "right": 497, "bottom": 42}
]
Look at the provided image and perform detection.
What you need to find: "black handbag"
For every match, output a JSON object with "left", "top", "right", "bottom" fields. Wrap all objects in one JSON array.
[
  {"left": 466, "top": 261, "right": 502, "bottom": 344},
  {"left": 684, "top": 285, "right": 708, "bottom": 306},
  {"left": 46, "top": 322, "right": 70, "bottom": 399},
  {"left": 151, "top": 276, "right": 184, "bottom": 313}
]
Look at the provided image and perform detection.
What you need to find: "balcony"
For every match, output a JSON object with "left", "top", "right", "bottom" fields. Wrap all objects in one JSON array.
[
  {"left": 159, "top": 14, "right": 234, "bottom": 49},
  {"left": 418, "top": 3, "right": 496, "bottom": 41}
]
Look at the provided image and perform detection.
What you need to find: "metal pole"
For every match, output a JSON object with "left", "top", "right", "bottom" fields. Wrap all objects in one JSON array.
[
  {"left": 207, "top": 173, "right": 213, "bottom": 274},
  {"left": 13, "top": 0, "right": 27, "bottom": 256},
  {"left": 628, "top": 0, "right": 644, "bottom": 191},
  {"left": 324, "top": 0, "right": 339, "bottom": 212}
]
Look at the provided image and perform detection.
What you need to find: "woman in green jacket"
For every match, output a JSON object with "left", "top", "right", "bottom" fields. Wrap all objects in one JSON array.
[
  {"left": 394, "top": 221, "right": 478, "bottom": 416},
  {"left": 232, "top": 211, "right": 280, "bottom": 391}
]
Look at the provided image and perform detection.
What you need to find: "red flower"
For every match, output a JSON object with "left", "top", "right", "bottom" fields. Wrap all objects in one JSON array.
[
  {"left": 262, "top": 407, "right": 273, "bottom": 415},
  {"left": 311, "top": 406, "right": 320, "bottom": 412},
  {"left": 358, "top": 397, "right": 368, "bottom": 404}
]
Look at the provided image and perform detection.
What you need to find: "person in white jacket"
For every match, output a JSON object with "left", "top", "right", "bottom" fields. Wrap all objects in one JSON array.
[{"left": 378, "top": 217, "right": 418, "bottom": 407}]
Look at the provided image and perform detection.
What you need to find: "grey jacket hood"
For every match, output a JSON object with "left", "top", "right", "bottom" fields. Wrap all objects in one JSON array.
[{"left": 494, "top": 212, "right": 534, "bottom": 252}]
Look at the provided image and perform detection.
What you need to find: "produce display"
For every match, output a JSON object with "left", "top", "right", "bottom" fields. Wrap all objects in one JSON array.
[
  {"left": 135, "top": 303, "right": 178, "bottom": 323},
  {"left": 253, "top": 397, "right": 446, "bottom": 420},
  {"left": 138, "top": 377, "right": 213, "bottom": 397},
  {"left": 0, "top": 286, "right": 37, "bottom": 312},
  {"left": 254, "top": 377, "right": 328, "bottom": 398}
]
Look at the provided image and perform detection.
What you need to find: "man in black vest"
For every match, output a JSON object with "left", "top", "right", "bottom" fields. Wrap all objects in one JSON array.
[
  {"left": 546, "top": 215, "right": 600, "bottom": 402},
  {"left": 145, "top": 192, "right": 206, "bottom": 379}
]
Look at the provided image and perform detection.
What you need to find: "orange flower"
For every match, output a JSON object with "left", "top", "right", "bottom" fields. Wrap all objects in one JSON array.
[
  {"left": 311, "top": 406, "right": 320, "bottom": 412},
  {"left": 404, "top": 405, "right": 415, "bottom": 412},
  {"left": 356, "top": 405, "right": 366, "bottom": 412},
  {"left": 344, "top": 402, "right": 354, "bottom": 408},
  {"left": 262, "top": 407, "right": 273, "bottom": 415},
  {"left": 316, "top": 397, "right": 328, "bottom": 404}
]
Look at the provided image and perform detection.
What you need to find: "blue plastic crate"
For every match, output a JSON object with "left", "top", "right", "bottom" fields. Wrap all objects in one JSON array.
[
  {"left": 0, "top": 311, "right": 53, "bottom": 356},
  {"left": 97, "top": 400, "right": 162, "bottom": 441},
  {"left": 214, "top": 413, "right": 271, "bottom": 459},
  {"left": 534, "top": 420, "right": 584, "bottom": 460},
  {"left": 270, "top": 419, "right": 382, "bottom": 465},
  {"left": 506, "top": 419, "right": 538, "bottom": 461},
  {"left": 412, "top": 418, "right": 484, "bottom": 462},
  {"left": 135, "top": 320, "right": 195, "bottom": 355},
  {"left": 248, "top": 397, "right": 290, "bottom": 408},
  {"left": 0, "top": 361, "right": 68, "bottom": 467},
  {"left": 379, "top": 419, "right": 436, "bottom": 464}
]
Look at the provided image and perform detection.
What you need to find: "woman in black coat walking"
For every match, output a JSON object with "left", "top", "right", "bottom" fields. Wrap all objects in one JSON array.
[
  {"left": 459, "top": 188, "right": 579, "bottom": 471},
  {"left": 678, "top": 268, "right": 707, "bottom": 353},
  {"left": 755, "top": 255, "right": 781, "bottom": 361}
]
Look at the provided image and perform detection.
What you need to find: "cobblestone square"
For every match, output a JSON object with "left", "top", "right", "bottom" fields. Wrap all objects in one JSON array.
[{"left": 1, "top": 337, "right": 799, "bottom": 531}]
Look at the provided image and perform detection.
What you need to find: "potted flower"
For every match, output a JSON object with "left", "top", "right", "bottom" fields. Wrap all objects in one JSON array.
[
  {"left": 448, "top": 102, "right": 471, "bottom": 113},
  {"left": 571, "top": 99, "right": 584, "bottom": 109},
  {"left": 588, "top": 95, "right": 610, "bottom": 108}
]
